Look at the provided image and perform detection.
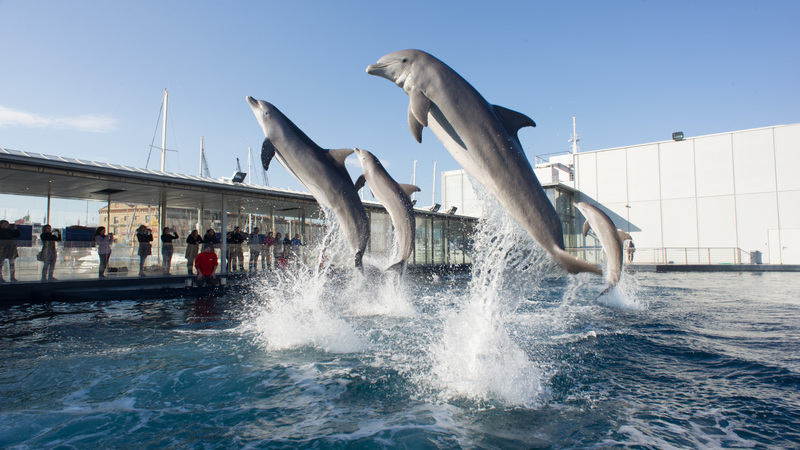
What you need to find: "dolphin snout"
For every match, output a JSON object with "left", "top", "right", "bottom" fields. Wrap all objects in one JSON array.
[
  {"left": 246, "top": 96, "right": 259, "bottom": 108},
  {"left": 366, "top": 63, "right": 389, "bottom": 77}
]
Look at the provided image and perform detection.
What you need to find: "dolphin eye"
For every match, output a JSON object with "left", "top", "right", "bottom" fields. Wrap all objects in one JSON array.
[{"left": 402, "top": 58, "right": 408, "bottom": 63}]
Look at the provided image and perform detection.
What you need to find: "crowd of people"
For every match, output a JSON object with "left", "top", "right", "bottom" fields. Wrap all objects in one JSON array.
[{"left": 0, "top": 221, "right": 303, "bottom": 283}]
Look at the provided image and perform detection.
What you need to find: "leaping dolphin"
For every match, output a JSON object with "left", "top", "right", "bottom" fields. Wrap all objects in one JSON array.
[
  {"left": 246, "top": 96, "right": 370, "bottom": 269},
  {"left": 574, "top": 202, "right": 623, "bottom": 289},
  {"left": 367, "top": 49, "right": 600, "bottom": 276},
  {"left": 353, "top": 148, "right": 420, "bottom": 273}
]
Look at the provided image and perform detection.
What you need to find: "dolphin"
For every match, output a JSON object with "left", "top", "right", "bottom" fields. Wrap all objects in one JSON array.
[
  {"left": 367, "top": 49, "right": 600, "bottom": 276},
  {"left": 246, "top": 96, "right": 370, "bottom": 269},
  {"left": 575, "top": 202, "right": 623, "bottom": 288},
  {"left": 353, "top": 147, "right": 420, "bottom": 273}
]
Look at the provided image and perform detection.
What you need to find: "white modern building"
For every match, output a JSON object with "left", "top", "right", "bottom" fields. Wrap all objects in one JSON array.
[{"left": 442, "top": 123, "right": 800, "bottom": 264}]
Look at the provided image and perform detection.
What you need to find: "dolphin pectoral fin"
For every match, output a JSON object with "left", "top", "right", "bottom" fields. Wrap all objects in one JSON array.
[
  {"left": 261, "top": 138, "right": 277, "bottom": 171},
  {"left": 354, "top": 174, "right": 367, "bottom": 192},
  {"left": 617, "top": 229, "right": 632, "bottom": 242},
  {"left": 582, "top": 220, "right": 591, "bottom": 237},
  {"left": 553, "top": 248, "right": 602, "bottom": 276},
  {"left": 492, "top": 105, "right": 536, "bottom": 140},
  {"left": 408, "top": 106, "right": 424, "bottom": 143},
  {"left": 399, "top": 184, "right": 421, "bottom": 198},
  {"left": 409, "top": 89, "right": 431, "bottom": 127},
  {"left": 327, "top": 148, "right": 354, "bottom": 170}
]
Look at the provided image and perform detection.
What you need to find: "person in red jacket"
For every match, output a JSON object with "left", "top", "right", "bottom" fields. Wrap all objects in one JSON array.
[{"left": 194, "top": 244, "right": 219, "bottom": 287}]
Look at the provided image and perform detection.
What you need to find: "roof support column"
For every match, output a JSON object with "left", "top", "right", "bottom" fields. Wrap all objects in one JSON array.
[{"left": 221, "top": 195, "right": 228, "bottom": 274}]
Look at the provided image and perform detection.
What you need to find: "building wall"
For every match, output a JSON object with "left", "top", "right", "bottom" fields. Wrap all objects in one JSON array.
[
  {"left": 441, "top": 170, "right": 483, "bottom": 218},
  {"left": 574, "top": 123, "right": 800, "bottom": 264}
]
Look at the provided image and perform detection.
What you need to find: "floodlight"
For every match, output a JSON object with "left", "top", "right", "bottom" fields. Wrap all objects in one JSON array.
[{"left": 231, "top": 171, "right": 247, "bottom": 183}]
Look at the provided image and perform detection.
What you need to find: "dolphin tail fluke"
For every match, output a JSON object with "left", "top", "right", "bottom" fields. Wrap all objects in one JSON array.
[
  {"left": 354, "top": 251, "right": 364, "bottom": 271},
  {"left": 553, "top": 248, "right": 602, "bottom": 276},
  {"left": 386, "top": 261, "right": 405, "bottom": 275}
]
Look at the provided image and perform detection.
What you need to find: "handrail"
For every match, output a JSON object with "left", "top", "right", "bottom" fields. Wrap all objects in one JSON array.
[{"left": 566, "top": 247, "right": 755, "bottom": 265}]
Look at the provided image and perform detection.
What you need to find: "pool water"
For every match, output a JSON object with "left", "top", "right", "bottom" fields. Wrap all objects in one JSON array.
[{"left": 2, "top": 210, "right": 799, "bottom": 448}]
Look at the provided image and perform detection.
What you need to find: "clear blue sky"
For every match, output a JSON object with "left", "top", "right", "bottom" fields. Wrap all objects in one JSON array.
[{"left": 1, "top": 0, "right": 798, "bottom": 203}]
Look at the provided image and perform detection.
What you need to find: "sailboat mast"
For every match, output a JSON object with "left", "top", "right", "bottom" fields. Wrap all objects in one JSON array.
[{"left": 160, "top": 89, "right": 168, "bottom": 171}]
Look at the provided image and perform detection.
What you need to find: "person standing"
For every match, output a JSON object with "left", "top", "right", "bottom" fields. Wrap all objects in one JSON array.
[
  {"left": 261, "top": 231, "right": 276, "bottom": 270},
  {"left": 0, "top": 220, "right": 21, "bottom": 282},
  {"left": 627, "top": 241, "right": 636, "bottom": 263},
  {"left": 161, "top": 227, "right": 179, "bottom": 275},
  {"left": 194, "top": 244, "right": 219, "bottom": 287},
  {"left": 291, "top": 233, "right": 303, "bottom": 263},
  {"left": 40, "top": 224, "right": 61, "bottom": 281},
  {"left": 202, "top": 229, "right": 219, "bottom": 248},
  {"left": 226, "top": 226, "right": 245, "bottom": 271},
  {"left": 185, "top": 229, "right": 202, "bottom": 275},
  {"left": 93, "top": 226, "right": 113, "bottom": 278},
  {"left": 272, "top": 232, "right": 284, "bottom": 268},
  {"left": 248, "top": 227, "right": 262, "bottom": 273},
  {"left": 136, "top": 225, "right": 153, "bottom": 277}
]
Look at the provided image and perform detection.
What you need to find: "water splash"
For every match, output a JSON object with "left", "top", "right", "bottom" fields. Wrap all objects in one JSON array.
[
  {"left": 246, "top": 211, "right": 366, "bottom": 354},
  {"left": 429, "top": 187, "right": 549, "bottom": 407},
  {"left": 597, "top": 269, "right": 646, "bottom": 310}
]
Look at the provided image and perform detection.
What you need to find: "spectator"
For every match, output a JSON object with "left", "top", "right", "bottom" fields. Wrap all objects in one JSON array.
[
  {"left": 161, "top": 227, "right": 179, "bottom": 275},
  {"left": 40, "top": 224, "right": 62, "bottom": 281},
  {"left": 136, "top": 225, "right": 153, "bottom": 277},
  {"left": 185, "top": 229, "right": 202, "bottom": 275},
  {"left": 194, "top": 244, "right": 219, "bottom": 287},
  {"left": 248, "top": 227, "right": 263, "bottom": 273},
  {"left": 0, "top": 220, "right": 21, "bottom": 282},
  {"left": 93, "top": 226, "right": 113, "bottom": 278}
]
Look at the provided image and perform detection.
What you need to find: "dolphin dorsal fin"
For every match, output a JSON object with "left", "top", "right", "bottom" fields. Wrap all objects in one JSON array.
[
  {"left": 492, "top": 105, "right": 536, "bottom": 139},
  {"left": 327, "top": 148, "right": 354, "bottom": 170},
  {"left": 354, "top": 174, "right": 366, "bottom": 192},
  {"left": 399, "top": 184, "right": 421, "bottom": 198},
  {"left": 617, "top": 229, "right": 632, "bottom": 242},
  {"left": 261, "top": 138, "right": 277, "bottom": 171},
  {"left": 582, "top": 220, "right": 591, "bottom": 237}
]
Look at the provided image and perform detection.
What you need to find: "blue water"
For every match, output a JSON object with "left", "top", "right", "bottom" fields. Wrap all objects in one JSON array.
[
  {"left": 2, "top": 202, "right": 800, "bottom": 449},
  {"left": 2, "top": 270, "right": 799, "bottom": 448}
]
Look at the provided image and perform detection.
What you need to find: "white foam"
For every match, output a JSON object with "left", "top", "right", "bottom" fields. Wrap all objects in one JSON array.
[{"left": 597, "top": 271, "right": 647, "bottom": 310}]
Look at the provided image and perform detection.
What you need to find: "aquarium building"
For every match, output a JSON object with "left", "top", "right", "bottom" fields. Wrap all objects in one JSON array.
[
  {"left": 0, "top": 148, "right": 475, "bottom": 282},
  {"left": 443, "top": 123, "right": 800, "bottom": 265}
]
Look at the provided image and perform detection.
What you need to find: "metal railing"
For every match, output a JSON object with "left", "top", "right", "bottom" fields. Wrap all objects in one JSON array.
[{"left": 568, "top": 247, "right": 754, "bottom": 265}]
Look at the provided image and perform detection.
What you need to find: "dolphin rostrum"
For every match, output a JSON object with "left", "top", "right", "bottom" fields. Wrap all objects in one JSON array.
[
  {"left": 353, "top": 147, "right": 420, "bottom": 273},
  {"left": 246, "top": 96, "right": 370, "bottom": 269},
  {"left": 575, "top": 202, "right": 623, "bottom": 288},
  {"left": 367, "top": 49, "right": 600, "bottom": 276}
]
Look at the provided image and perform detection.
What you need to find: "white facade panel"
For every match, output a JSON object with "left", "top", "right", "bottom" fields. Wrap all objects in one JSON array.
[
  {"left": 596, "top": 149, "right": 627, "bottom": 204},
  {"left": 626, "top": 145, "right": 660, "bottom": 202},
  {"left": 441, "top": 170, "right": 482, "bottom": 218},
  {"left": 575, "top": 152, "right": 597, "bottom": 200},
  {"left": 774, "top": 124, "right": 800, "bottom": 192},
  {"left": 661, "top": 198, "right": 698, "bottom": 248},
  {"left": 694, "top": 134, "right": 735, "bottom": 198},
  {"left": 735, "top": 192, "right": 779, "bottom": 261},
  {"left": 626, "top": 200, "right": 661, "bottom": 248},
  {"left": 697, "top": 196, "right": 737, "bottom": 248},
  {"left": 778, "top": 229, "right": 800, "bottom": 264},
  {"left": 732, "top": 129, "right": 776, "bottom": 195},
  {"left": 658, "top": 140, "right": 696, "bottom": 200},
  {"left": 778, "top": 190, "right": 800, "bottom": 230}
]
